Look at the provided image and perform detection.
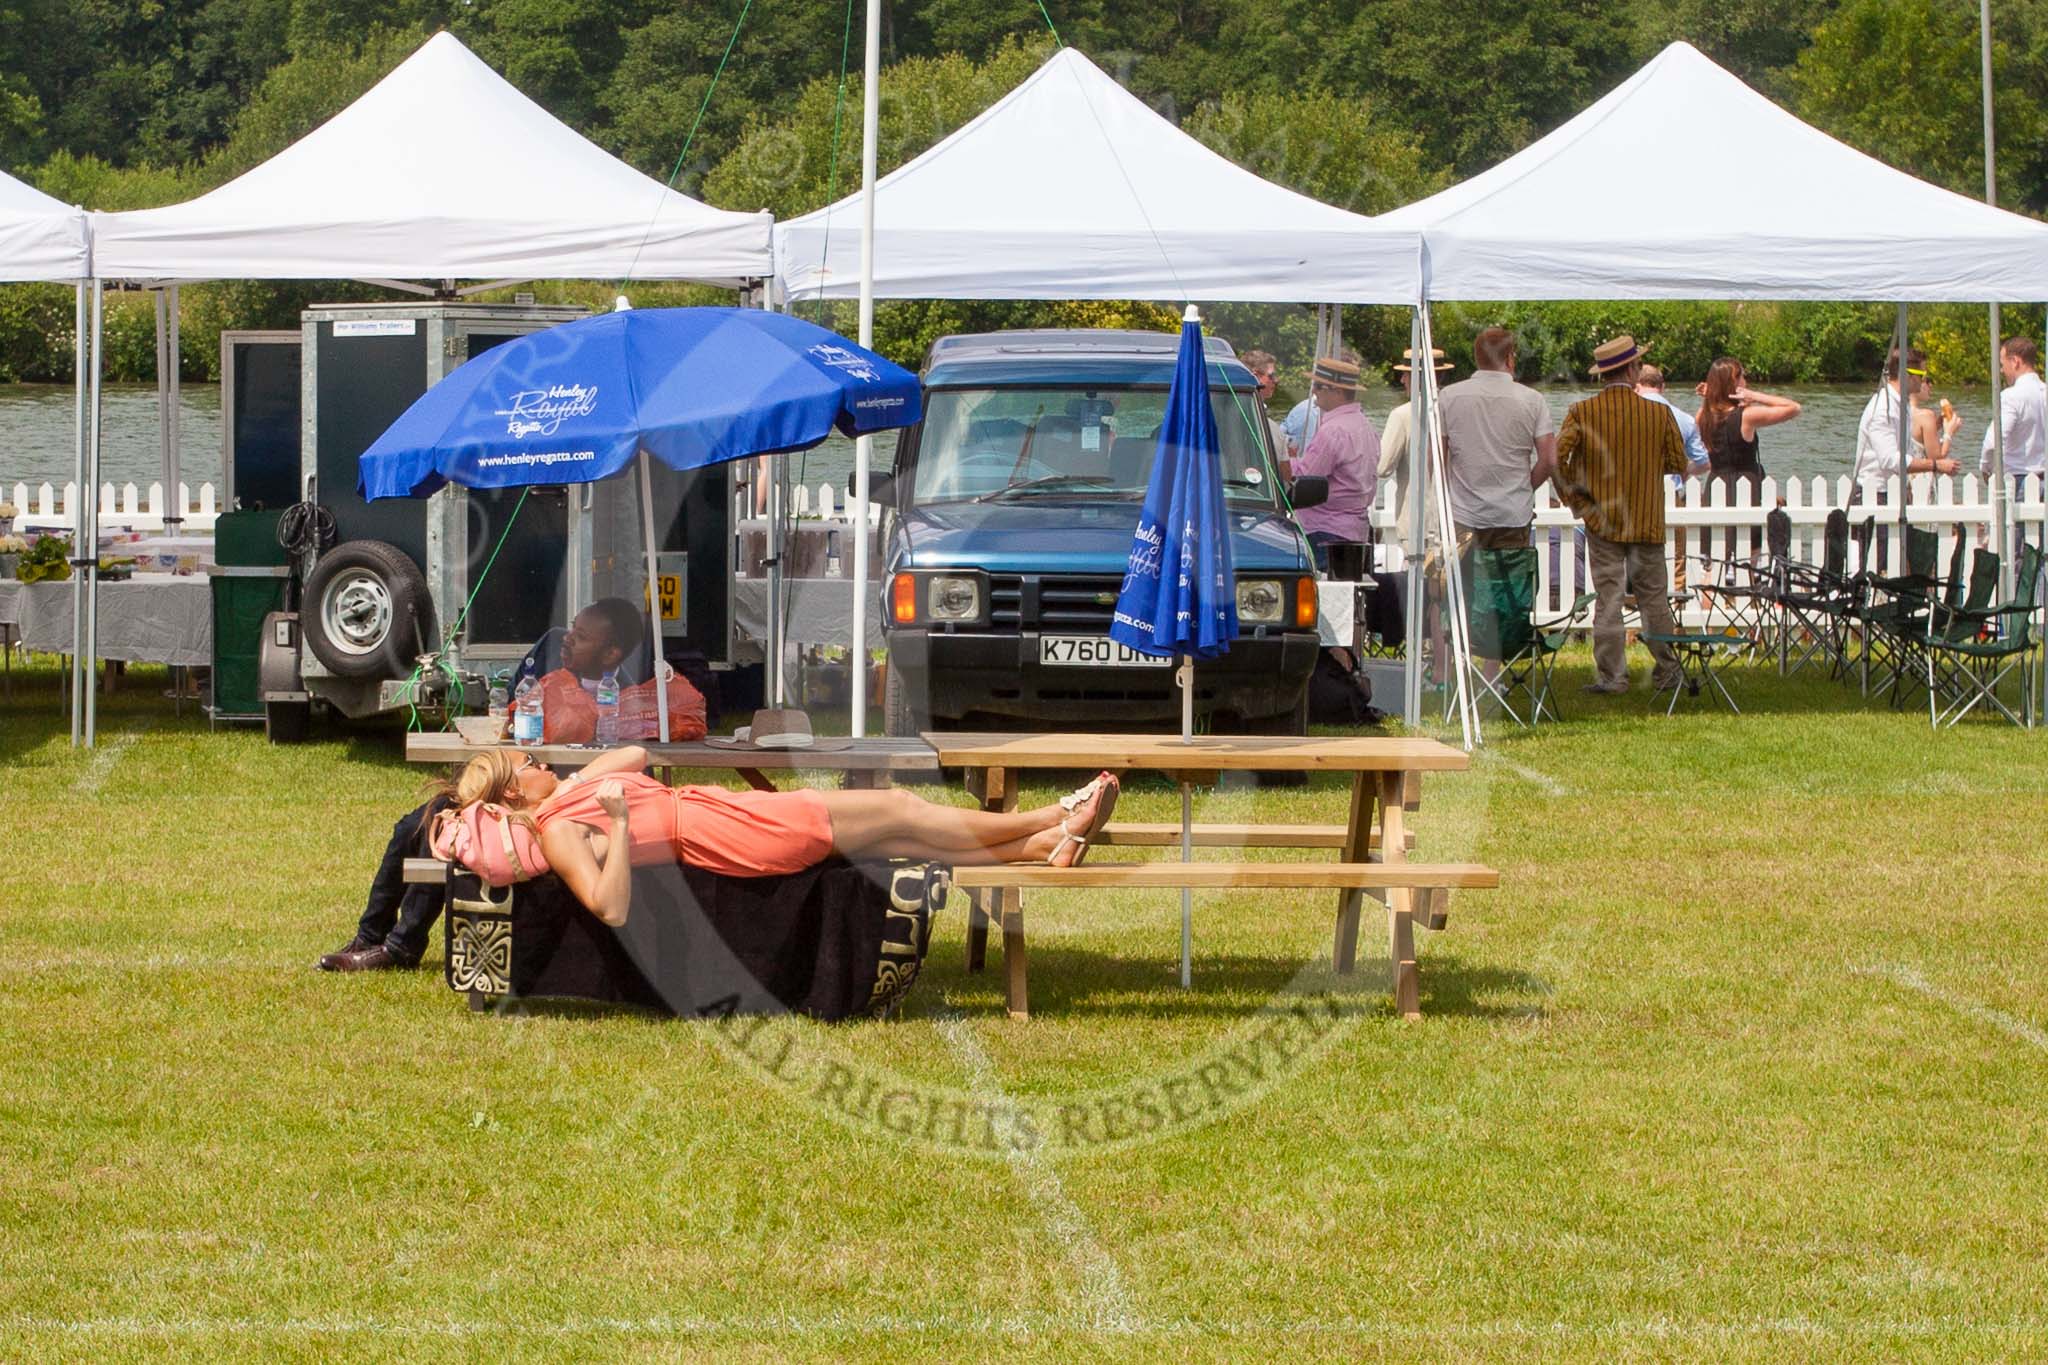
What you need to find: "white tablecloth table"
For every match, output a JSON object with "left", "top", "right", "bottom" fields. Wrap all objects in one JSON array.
[{"left": 0, "top": 576, "right": 212, "bottom": 667}]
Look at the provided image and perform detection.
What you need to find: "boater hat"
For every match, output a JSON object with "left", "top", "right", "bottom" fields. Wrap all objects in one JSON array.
[
  {"left": 1393, "top": 347, "right": 1452, "bottom": 373},
  {"left": 1310, "top": 356, "right": 1361, "bottom": 391},
  {"left": 1588, "top": 335, "right": 1648, "bottom": 376},
  {"left": 705, "top": 707, "right": 852, "bottom": 751}
]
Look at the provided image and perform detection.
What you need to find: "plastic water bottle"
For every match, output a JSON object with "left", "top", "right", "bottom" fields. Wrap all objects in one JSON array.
[
  {"left": 594, "top": 669, "right": 621, "bottom": 745},
  {"left": 487, "top": 673, "right": 509, "bottom": 722},
  {"left": 512, "top": 676, "right": 544, "bottom": 746}
]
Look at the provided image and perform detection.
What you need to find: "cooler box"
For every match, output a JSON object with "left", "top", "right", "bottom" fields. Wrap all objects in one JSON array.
[{"left": 209, "top": 510, "right": 292, "bottom": 720}]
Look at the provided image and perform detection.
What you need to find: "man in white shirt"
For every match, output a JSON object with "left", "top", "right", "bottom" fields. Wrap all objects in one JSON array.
[
  {"left": 1983, "top": 335, "right": 2047, "bottom": 481},
  {"left": 1855, "top": 347, "right": 1959, "bottom": 492}
]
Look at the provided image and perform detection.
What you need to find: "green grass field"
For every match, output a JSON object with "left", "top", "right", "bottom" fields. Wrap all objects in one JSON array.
[{"left": 4, "top": 655, "right": 2046, "bottom": 1361}]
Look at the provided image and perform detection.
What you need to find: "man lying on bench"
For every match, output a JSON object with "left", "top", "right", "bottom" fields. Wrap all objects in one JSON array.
[{"left": 429, "top": 745, "right": 1120, "bottom": 921}]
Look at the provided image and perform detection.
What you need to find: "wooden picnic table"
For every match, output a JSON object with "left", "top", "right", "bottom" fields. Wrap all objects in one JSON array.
[
  {"left": 402, "top": 731, "right": 940, "bottom": 790},
  {"left": 927, "top": 732, "right": 1481, "bottom": 1020}
]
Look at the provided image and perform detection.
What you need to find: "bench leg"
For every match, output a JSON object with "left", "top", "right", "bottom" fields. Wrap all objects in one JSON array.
[
  {"left": 1001, "top": 889, "right": 1029, "bottom": 1020},
  {"left": 1377, "top": 771, "right": 1421, "bottom": 1019},
  {"left": 1389, "top": 900, "right": 1420, "bottom": 1020},
  {"left": 965, "top": 893, "right": 989, "bottom": 972},
  {"left": 1331, "top": 772, "right": 1378, "bottom": 975}
]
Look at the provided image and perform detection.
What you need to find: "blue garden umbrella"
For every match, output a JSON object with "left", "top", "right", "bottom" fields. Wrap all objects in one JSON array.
[
  {"left": 359, "top": 306, "right": 919, "bottom": 498},
  {"left": 1109, "top": 305, "right": 1237, "bottom": 986},
  {"left": 359, "top": 305, "right": 921, "bottom": 739}
]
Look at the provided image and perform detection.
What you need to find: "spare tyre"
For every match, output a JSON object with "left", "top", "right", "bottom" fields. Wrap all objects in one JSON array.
[{"left": 303, "top": 540, "right": 435, "bottom": 678}]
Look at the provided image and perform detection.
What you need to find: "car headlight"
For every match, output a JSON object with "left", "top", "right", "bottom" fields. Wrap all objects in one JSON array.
[
  {"left": 928, "top": 575, "right": 982, "bottom": 622},
  {"left": 1236, "top": 578, "right": 1285, "bottom": 624}
]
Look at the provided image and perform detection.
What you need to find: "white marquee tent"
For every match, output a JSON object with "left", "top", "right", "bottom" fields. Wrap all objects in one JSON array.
[
  {"left": 1380, "top": 40, "right": 2048, "bottom": 302},
  {"left": 0, "top": 169, "right": 89, "bottom": 280},
  {"left": 91, "top": 31, "right": 772, "bottom": 283},
  {"left": 774, "top": 47, "right": 1418, "bottom": 304}
]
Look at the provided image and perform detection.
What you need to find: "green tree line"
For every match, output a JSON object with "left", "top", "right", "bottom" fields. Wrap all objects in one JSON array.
[{"left": 3, "top": 0, "right": 2045, "bottom": 386}]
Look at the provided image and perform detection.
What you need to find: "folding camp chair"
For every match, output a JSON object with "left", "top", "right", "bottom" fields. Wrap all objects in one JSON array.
[
  {"left": 1691, "top": 505, "right": 1791, "bottom": 654},
  {"left": 1463, "top": 545, "right": 1591, "bottom": 727},
  {"left": 1852, "top": 524, "right": 1940, "bottom": 696},
  {"left": 1923, "top": 544, "right": 2042, "bottom": 727},
  {"left": 1772, "top": 509, "right": 1858, "bottom": 677}
]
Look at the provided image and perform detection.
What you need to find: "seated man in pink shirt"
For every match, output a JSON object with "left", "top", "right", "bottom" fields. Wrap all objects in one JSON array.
[{"left": 1284, "top": 355, "right": 1381, "bottom": 571}]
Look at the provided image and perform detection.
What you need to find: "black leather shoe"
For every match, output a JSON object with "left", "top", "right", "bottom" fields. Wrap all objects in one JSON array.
[
  {"left": 315, "top": 933, "right": 376, "bottom": 971},
  {"left": 318, "top": 944, "right": 416, "bottom": 972}
]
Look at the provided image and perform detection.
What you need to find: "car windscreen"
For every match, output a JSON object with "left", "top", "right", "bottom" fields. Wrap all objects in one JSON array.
[{"left": 908, "top": 385, "right": 1281, "bottom": 506}]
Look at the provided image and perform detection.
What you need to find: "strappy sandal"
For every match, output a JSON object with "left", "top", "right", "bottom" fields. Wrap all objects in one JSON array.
[{"left": 1049, "top": 771, "right": 1119, "bottom": 867}]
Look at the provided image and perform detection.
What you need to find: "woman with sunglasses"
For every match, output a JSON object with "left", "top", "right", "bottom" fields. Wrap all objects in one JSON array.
[{"left": 441, "top": 746, "right": 1118, "bottom": 927}]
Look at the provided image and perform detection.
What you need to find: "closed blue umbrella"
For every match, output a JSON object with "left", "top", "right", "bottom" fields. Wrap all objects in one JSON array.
[
  {"left": 1109, "top": 305, "right": 1238, "bottom": 673},
  {"left": 1109, "top": 305, "right": 1237, "bottom": 987},
  {"left": 358, "top": 305, "right": 921, "bottom": 739}
]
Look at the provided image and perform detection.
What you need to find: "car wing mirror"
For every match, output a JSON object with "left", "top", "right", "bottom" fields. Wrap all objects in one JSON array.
[
  {"left": 1290, "top": 475, "right": 1329, "bottom": 510},
  {"left": 845, "top": 471, "right": 897, "bottom": 505}
]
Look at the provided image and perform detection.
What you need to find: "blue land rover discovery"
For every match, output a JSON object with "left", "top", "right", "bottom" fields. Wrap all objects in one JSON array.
[{"left": 878, "top": 329, "right": 1324, "bottom": 736}]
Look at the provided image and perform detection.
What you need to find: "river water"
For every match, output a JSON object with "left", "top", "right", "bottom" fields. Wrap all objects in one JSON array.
[{"left": 0, "top": 381, "right": 2005, "bottom": 503}]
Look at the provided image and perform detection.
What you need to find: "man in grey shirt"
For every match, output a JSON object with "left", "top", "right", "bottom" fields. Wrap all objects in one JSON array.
[{"left": 1437, "top": 327, "right": 1557, "bottom": 548}]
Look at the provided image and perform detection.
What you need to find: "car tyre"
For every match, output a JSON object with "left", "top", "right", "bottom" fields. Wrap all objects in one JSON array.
[
  {"left": 883, "top": 662, "right": 930, "bottom": 739},
  {"left": 302, "top": 540, "right": 434, "bottom": 679}
]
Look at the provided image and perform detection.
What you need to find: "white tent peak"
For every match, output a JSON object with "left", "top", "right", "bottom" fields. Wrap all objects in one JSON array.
[
  {"left": 0, "top": 165, "right": 90, "bottom": 281},
  {"left": 90, "top": 31, "right": 770, "bottom": 283},
  {"left": 1382, "top": 39, "right": 2048, "bottom": 301},
  {"left": 775, "top": 45, "right": 1416, "bottom": 303}
]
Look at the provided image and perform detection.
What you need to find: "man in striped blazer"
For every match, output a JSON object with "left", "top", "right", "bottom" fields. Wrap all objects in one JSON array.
[{"left": 1554, "top": 335, "right": 1687, "bottom": 694}]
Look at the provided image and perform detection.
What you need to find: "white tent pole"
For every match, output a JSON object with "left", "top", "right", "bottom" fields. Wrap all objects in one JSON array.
[
  {"left": 848, "top": 0, "right": 881, "bottom": 737},
  {"left": 83, "top": 279, "right": 103, "bottom": 748},
  {"left": 1894, "top": 305, "right": 1910, "bottom": 563},
  {"left": 154, "top": 290, "right": 170, "bottom": 522},
  {"left": 166, "top": 284, "right": 181, "bottom": 528},
  {"left": 1982, "top": 0, "right": 2010, "bottom": 580},
  {"left": 69, "top": 281, "right": 87, "bottom": 746},
  {"left": 1402, "top": 306, "right": 1427, "bottom": 728},
  {"left": 637, "top": 450, "right": 670, "bottom": 744}
]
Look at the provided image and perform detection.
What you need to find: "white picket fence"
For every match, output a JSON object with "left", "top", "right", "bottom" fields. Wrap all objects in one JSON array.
[
  {"left": 1370, "top": 472, "right": 2048, "bottom": 627},
  {"left": 5, "top": 479, "right": 221, "bottom": 533}
]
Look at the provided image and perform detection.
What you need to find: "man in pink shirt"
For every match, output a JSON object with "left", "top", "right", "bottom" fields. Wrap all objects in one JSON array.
[{"left": 1285, "top": 355, "right": 1381, "bottom": 571}]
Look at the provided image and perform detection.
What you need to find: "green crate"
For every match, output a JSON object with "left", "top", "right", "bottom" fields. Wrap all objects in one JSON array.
[
  {"left": 214, "top": 509, "right": 290, "bottom": 568},
  {"left": 211, "top": 572, "right": 288, "bottom": 717}
]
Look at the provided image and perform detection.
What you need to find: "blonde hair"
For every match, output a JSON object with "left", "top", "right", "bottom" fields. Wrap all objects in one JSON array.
[{"left": 429, "top": 748, "right": 541, "bottom": 834}]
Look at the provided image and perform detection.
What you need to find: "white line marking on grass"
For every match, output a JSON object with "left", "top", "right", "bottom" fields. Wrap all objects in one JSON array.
[
  {"left": 1486, "top": 753, "right": 1566, "bottom": 796},
  {"left": 73, "top": 727, "right": 142, "bottom": 795},
  {"left": 937, "top": 1014, "right": 1141, "bottom": 1335},
  {"left": 9, "top": 1312, "right": 2048, "bottom": 1342},
  {"left": 1860, "top": 964, "right": 2048, "bottom": 1052}
]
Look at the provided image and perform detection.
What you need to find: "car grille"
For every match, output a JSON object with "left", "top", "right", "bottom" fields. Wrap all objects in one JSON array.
[{"left": 986, "top": 573, "right": 1129, "bottom": 631}]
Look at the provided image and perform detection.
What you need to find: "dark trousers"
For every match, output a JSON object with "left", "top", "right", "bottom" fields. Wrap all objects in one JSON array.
[{"left": 354, "top": 797, "right": 451, "bottom": 964}]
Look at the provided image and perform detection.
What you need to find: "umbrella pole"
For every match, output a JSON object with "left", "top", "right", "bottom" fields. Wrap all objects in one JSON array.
[
  {"left": 637, "top": 450, "right": 670, "bottom": 743},
  {"left": 1178, "top": 653, "right": 1193, "bottom": 990},
  {"left": 167, "top": 284, "right": 181, "bottom": 533},
  {"left": 1402, "top": 306, "right": 1427, "bottom": 728}
]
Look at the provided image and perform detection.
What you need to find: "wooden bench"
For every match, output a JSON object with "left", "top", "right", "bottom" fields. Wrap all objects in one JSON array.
[
  {"left": 930, "top": 732, "right": 1485, "bottom": 1023},
  {"left": 950, "top": 859, "right": 1496, "bottom": 1020}
]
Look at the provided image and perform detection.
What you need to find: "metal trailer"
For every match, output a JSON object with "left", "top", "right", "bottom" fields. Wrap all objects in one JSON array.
[{"left": 241, "top": 300, "right": 736, "bottom": 739}]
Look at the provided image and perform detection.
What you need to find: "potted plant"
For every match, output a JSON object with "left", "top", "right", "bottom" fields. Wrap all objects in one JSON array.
[
  {"left": 0, "top": 501, "right": 16, "bottom": 536},
  {"left": 17, "top": 533, "right": 72, "bottom": 583},
  {"left": 0, "top": 533, "right": 25, "bottom": 580}
]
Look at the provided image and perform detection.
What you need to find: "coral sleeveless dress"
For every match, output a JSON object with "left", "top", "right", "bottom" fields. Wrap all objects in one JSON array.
[{"left": 536, "top": 772, "right": 834, "bottom": 878}]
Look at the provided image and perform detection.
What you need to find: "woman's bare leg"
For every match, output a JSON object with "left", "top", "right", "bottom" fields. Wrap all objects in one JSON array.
[
  {"left": 817, "top": 785, "right": 1101, "bottom": 862},
  {"left": 859, "top": 833, "right": 1043, "bottom": 865}
]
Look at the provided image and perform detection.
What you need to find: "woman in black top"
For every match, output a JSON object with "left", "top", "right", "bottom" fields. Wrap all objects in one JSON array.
[{"left": 1695, "top": 357, "right": 1801, "bottom": 555}]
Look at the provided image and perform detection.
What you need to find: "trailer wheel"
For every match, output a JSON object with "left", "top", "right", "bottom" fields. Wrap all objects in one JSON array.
[
  {"left": 264, "top": 699, "right": 310, "bottom": 744},
  {"left": 303, "top": 540, "right": 434, "bottom": 679}
]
